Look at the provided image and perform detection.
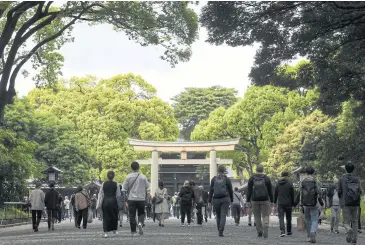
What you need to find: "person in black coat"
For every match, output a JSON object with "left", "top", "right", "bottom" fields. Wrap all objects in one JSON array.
[
  {"left": 45, "top": 182, "right": 60, "bottom": 231},
  {"left": 179, "top": 180, "right": 194, "bottom": 226},
  {"left": 274, "top": 171, "right": 295, "bottom": 237}
]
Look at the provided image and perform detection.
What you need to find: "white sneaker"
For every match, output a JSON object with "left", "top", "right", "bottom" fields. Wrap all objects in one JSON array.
[
  {"left": 104, "top": 233, "right": 108, "bottom": 238},
  {"left": 138, "top": 223, "right": 144, "bottom": 235}
]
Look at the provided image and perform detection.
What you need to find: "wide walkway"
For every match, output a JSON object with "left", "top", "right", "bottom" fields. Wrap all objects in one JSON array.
[{"left": 0, "top": 216, "right": 364, "bottom": 245}]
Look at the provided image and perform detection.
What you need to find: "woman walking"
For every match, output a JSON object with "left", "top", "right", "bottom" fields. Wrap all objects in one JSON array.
[
  {"left": 155, "top": 181, "right": 169, "bottom": 227},
  {"left": 179, "top": 180, "right": 194, "bottom": 227},
  {"left": 97, "top": 171, "right": 121, "bottom": 238},
  {"left": 75, "top": 186, "right": 90, "bottom": 229}
]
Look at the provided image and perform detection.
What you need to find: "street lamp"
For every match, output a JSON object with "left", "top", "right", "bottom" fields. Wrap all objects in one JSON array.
[{"left": 174, "top": 174, "right": 177, "bottom": 193}]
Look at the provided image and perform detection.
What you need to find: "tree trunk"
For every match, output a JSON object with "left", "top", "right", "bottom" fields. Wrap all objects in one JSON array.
[{"left": 0, "top": 98, "right": 6, "bottom": 125}]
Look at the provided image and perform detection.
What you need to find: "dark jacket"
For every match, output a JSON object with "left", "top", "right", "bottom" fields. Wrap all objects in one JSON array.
[
  {"left": 247, "top": 173, "right": 274, "bottom": 203},
  {"left": 208, "top": 174, "right": 233, "bottom": 203},
  {"left": 192, "top": 186, "right": 203, "bottom": 204},
  {"left": 274, "top": 177, "right": 294, "bottom": 207},
  {"left": 338, "top": 173, "right": 362, "bottom": 207},
  {"left": 327, "top": 185, "right": 343, "bottom": 207},
  {"left": 179, "top": 186, "right": 194, "bottom": 205},
  {"left": 202, "top": 190, "right": 209, "bottom": 204},
  {"left": 45, "top": 189, "right": 60, "bottom": 210}
]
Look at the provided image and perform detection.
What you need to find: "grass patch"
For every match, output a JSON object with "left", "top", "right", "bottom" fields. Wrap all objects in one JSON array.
[{"left": 0, "top": 207, "right": 29, "bottom": 220}]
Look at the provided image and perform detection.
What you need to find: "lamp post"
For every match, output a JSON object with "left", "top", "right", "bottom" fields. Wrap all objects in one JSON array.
[{"left": 173, "top": 174, "right": 177, "bottom": 193}]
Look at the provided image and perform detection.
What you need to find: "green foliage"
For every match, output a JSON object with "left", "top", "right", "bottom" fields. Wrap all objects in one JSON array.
[
  {"left": 28, "top": 73, "right": 179, "bottom": 183},
  {"left": 192, "top": 85, "right": 317, "bottom": 176},
  {"left": 200, "top": 1, "right": 365, "bottom": 116},
  {"left": 266, "top": 110, "right": 339, "bottom": 179},
  {"left": 172, "top": 86, "right": 237, "bottom": 140}
]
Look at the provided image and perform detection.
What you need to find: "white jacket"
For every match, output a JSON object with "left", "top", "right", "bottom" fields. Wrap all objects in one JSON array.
[{"left": 30, "top": 188, "right": 45, "bottom": 210}]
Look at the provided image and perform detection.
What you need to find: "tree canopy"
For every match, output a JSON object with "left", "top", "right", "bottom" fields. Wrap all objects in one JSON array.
[
  {"left": 201, "top": 1, "right": 365, "bottom": 115},
  {"left": 0, "top": 1, "right": 199, "bottom": 122},
  {"left": 28, "top": 73, "right": 179, "bottom": 183},
  {"left": 172, "top": 86, "right": 237, "bottom": 140}
]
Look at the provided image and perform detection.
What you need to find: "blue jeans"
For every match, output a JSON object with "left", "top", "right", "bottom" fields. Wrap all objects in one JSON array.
[{"left": 304, "top": 206, "right": 319, "bottom": 236}]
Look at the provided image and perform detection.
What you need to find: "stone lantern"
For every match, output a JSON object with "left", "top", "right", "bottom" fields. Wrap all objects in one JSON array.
[{"left": 41, "top": 166, "right": 63, "bottom": 183}]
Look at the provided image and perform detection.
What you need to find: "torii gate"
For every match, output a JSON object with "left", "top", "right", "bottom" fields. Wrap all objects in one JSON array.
[{"left": 128, "top": 138, "right": 240, "bottom": 196}]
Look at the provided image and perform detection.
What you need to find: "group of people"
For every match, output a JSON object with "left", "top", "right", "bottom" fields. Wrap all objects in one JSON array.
[
  {"left": 241, "top": 162, "right": 362, "bottom": 245},
  {"left": 29, "top": 182, "right": 97, "bottom": 232},
  {"left": 29, "top": 160, "right": 362, "bottom": 245}
]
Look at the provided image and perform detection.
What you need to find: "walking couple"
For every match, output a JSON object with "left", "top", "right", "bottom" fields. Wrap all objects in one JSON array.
[{"left": 96, "top": 161, "right": 149, "bottom": 238}]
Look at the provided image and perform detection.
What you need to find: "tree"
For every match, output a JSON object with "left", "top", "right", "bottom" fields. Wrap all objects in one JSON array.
[
  {"left": 172, "top": 86, "right": 237, "bottom": 140},
  {"left": 266, "top": 110, "right": 340, "bottom": 179},
  {"left": 200, "top": 1, "right": 365, "bottom": 115},
  {"left": 28, "top": 73, "right": 180, "bottom": 183},
  {"left": 0, "top": 1, "right": 199, "bottom": 122},
  {"left": 191, "top": 85, "right": 316, "bottom": 175}
]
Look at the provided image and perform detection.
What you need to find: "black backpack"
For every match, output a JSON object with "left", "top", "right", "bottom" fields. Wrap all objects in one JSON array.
[
  {"left": 252, "top": 176, "right": 268, "bottom": 201},
  {"left": 213, "top": 175, "right": 228, "bottom": 198},
  {"left": 181, "top": 188, "right": 193, "bottom": 203},
  {"left": 345, "top": 176, "right": 361, "bottom": 206},
  {"left": 301, "top": 180, "right": 318, "bottom": 206}
]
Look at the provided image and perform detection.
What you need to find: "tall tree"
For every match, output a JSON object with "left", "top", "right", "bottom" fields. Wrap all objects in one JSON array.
[
  {"left": 172, "top": 86, "right": 237, "bottom": 140},
  {"left": 28, "top": 73, "right": 180, "bottom": 183},
  {"left": 0, "top": 1, "right": 199, "bottom": 122},
  {"left": 200, "top": 1, "right": 365, "bottom": 115}
]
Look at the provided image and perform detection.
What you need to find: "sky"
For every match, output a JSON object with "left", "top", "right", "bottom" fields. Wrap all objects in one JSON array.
[{"left": 14, "top": 3, "right": 258, "bottom": 104}]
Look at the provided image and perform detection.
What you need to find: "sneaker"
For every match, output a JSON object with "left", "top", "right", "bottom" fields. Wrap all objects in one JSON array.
[
  {"left": 335, "top": 230, "right": 339, "bottom": 234},
  {"left": 131, "top": 232, "right": 137, "bottom": 238},
  {"left": 263, "top": 230, "right": 268, "bottom": 239},
  {"left": 181, "top": 223, "right": 185, "bottom": 227},
  {"left": 119, "top": 224, "right": 123, "bottom": 228},
  {"left": 113, "top": 230, "right": 118, "bottom": 235},
  {"left": 219, "top": 231, "right": 224, "bottom": 237},
  {"left": 258, "top": 232, "right": 263, "bottom": 238},
  {"left": 280, "top": 233, "right": 286, "bottom": 237},
  {"left": 235, "top": 223, "right": 239, "bottom": 226},
  {"left": 138, "top": 222, "right": 144, "bottom": 235},
  {"left": 307, "top": 236, "right": 311, "bottom": 242},
  {"left": 358, "top": 229, "right": 362, "bottom": 234},
  {"left": 34, "top": 227, "right": 38, "bottom": 232},
  {"left": 347, "top": 229, "right": 354, "bottom": 243},
  {"left": 188, "top": 224, "right": 191, "bottom": 227},
  {"left": 287, "top": 232, "right": 292, "bottom": 236},
  {"left": 310, "top": 232, "right": 316, "bottom": 243},
  {"left": 104, "top": 233, "right": 108, "bottom": 238},
  {"left": 331, "top": 228, "right": 334, "bottom": 233},
  {"left": 248, "top": 223, "right": 252, "bottom": 226}
]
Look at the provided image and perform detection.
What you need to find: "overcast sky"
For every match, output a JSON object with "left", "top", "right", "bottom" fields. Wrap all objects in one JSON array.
[{"left": 15, "top": 4, "right": 258, "bottom": 104}]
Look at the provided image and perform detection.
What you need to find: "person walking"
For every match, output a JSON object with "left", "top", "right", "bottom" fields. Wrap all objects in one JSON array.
[
  {"left": 339, "top": 162, "right": 362, "bottom": 245},
  {"left": 70, "top": 193, "right": 77, "bottom": 226},
  {"left": 29, "top": 182, "right": 45, "bottom": 232},
  {"left": 96, "top": 171, "right": 120, "bottom": 237},
  {"left": 327, "top": 178, "right": 341, "bottom": 233},
  {"left": 201, "top": 186, "right": 209, "bottom": 222},
  {"left": 146, "top": 191, "right": 152, "bottom": 219},
  {"left": 63, "top": 196, "right": 70, "bottom": 220},
  {"left": 75, "top": 186, "right": 90, "bottom": 229},
  {"left": 232, "top": 187, "right": 245, "bottom": 226},
  {"left": 57, "top": 193, "right": 63, "bottom": 223},
  {"left": 297, "top": 166, "right": 324, "bottom": 243},
  {"left": 274, "top": 171, "right": 295, "bottom": 237},
  {"left": 45, "top": 182, "right": 60, "bottom": 231},
  {"left": 247, "top": 164, "right": 273, "bottom": 238},
  {"left": 209, "top": 165, "right": 233, "bottom": 237},
  {"left": 117, "top": 184, "right": 127, "bottom": 228},
  {"left": 179, "top": 180, "right": 194, "bottom": 227},
  {"left": 155, "top": 181, "right": 169, "bottom": 227},
  {"left": 90, "top": 194, "right": 97, "bottom": 219},
  {"left": 123, "top": 161, "right": 149, "bottom": 237},
  {"left": 191, "top": 181, "right": 204, "bottom": 226}
]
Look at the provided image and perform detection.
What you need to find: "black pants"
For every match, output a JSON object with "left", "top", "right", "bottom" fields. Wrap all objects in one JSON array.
[
  {"left": 278, "top": 205, "right": 292, "bottom": 233},
  {"left": 74, "top": 209, "right": 78, "bottom": 227},
  {"left": 146, "top": 205, "right": 152, "bottom": 218},
  {"left": 173, "top": 206, "right": 180, "bottom": 219},
  {"left": 32, "top": 210, "right": 42, "bottom": 229},
  {"left": 128, "top": 200, "right": 145, "bottom": 233},
  {"left": 57, "top": 208, "right": 62, "bottom": 222},
  {"left": 77, "top": 208, "right": 88, "bottom": 228},
  {"left": 181, "top": 203, "right": 192, "bottom": 224},
  {"left": 196, "top": 203, "right": 203, "bottom": 225},
  {"left": 47, "top": 209, "right": 57, "bottom": 229},
  {"left": 232, "top": 204, "right": 241, "bottom": 224},
  {"left": 213, "top": 197, "right": 230, "bottom": 232}
]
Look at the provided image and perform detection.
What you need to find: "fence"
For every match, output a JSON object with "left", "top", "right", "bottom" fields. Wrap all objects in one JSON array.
[{"left": 0, "top": 202, "right": 30, "bottom": 225}]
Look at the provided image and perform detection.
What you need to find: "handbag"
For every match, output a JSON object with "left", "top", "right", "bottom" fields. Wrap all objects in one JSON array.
[
  {"left": 319, "top": 209, "right": 327, "bottom": 220},
  {"left": 155, "top": 189, "right": 164, "bottom": 204}
]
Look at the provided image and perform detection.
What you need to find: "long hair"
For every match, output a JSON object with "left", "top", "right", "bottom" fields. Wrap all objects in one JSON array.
[{"left": 158, "top": 180, "right": 164, "bottom": 189}]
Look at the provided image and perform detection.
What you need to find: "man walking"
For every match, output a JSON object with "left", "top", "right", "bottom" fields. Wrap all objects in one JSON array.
[
  {"left": 191, "top": 181, "right": 204, "bottom": 226},
  {"left": 29, "top": 182, "right": 45, "bottom": 232},
  {"left": 327, "top": 178, "right": 341, "bottom": 233},
  {"left": 247, "top": 164, "right": 273, "bottom": 238},
  {"left": 274, "top": 171, "right": 295, "bottom": 237},
  {"left": 45, "top": 182, "right": 60, "bottom": 231},
  {"left": 298, "top": 166, "right": 324, "bottom": 243},
  {"left": 123, "top": 161, "right": 149, "bottom": 237},
  {"left": 232, "top": 187, "right": 245, "bottom": 226},
  {"left": 201, "top": 186, "right": 209, "bottom": 222},
  {"left": 339, "top": 162, "right": 362, "bottom": 245},
  {"left": 208, "top": 165, "right": 233, "bottom": 237}
]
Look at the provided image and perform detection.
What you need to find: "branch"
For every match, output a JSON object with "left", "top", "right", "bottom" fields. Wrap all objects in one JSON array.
[
  {"left": 44, "top": 1, "right": 53, "bottom": 14},
  {"left": 8, "top": 3, "right": 97, "bottom": 91},
  {"left": 20, "top": 12, "right": 59, "bottom": 43},
  {"left": 35, "top": 52, "right": 46, "bottom": 65},
  {"left": 331, "top": 2, "right": 365, "bottom": 10}
]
